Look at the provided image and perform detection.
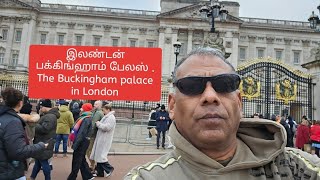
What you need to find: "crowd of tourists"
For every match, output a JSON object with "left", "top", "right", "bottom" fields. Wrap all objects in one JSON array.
[{"left": 0, "top": 87, "right": 116, "bottom": 180}]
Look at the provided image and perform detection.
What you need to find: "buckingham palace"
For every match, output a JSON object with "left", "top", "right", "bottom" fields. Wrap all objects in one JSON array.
[{"left": 1, "top": 0, "right": 320, "bottom": 120}]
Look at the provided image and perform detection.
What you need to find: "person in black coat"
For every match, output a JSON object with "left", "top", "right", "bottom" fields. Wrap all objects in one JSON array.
[
  {"left": 0, "top": 87, "right": 47, "bottom": 180},
  {"left": 30, "top": 99, "right": 60, "bottom": 180},
  {"left": 67, "top": 103, "right": 94, "bottom": 180},
  {"left": 156, "top": 105, "right": 170, "bottom": 149},
  {"left": 280, "top": 117, "right": 293, "bottom": 147}
]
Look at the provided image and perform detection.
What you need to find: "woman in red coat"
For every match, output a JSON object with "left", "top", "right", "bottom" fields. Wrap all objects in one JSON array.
[
  {"left": 310, "top": 120, "right": 320, "bottom": 156},
  {"left": 295, "top": 119, "right": 310, "bottom": 150}
]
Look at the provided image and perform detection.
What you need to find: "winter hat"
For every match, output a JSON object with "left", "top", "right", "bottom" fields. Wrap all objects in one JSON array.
[
  {"left": 81, "top": 103, "right": 93, "bottom": 112},
  {"left": 59, "top": 99, "right": 69, "bottom": 106},
  {"left": 156, "top": 103, "right": 161, "bottom": 109},
  {"left": 39, "top": 99, "right": 52, "bottom": 108},
  {"left": 161, "top": 104, "right": 165, "bottom": 110}
]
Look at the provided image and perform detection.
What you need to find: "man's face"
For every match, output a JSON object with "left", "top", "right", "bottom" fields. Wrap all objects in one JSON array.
[
  {"left": 168, "top": 55, "right": 242, "bottom": 150},
  {"left": 94, "top": 101, "right": 101, "bottom": 110}
]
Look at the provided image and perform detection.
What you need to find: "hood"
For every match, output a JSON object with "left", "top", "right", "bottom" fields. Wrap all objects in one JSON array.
[
  {"left": 0, "top": 105, "right": 11, "bottom": 116},
  {"left": 169, "top": 118, "right": 286, "bottom": 172},
  {"left": 45, "top": 108, "right": 60, "bottom": 119},
  {"left": 59, "top": 105, "right": 69, "bottom": 112},
  {"left": 0, "top": 105, "right": 26, "bottom": 126}
]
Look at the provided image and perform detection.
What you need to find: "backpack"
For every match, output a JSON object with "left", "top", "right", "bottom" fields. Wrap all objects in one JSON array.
[{"left": 150, "top": 112, "right": 156, "bottom": 120}]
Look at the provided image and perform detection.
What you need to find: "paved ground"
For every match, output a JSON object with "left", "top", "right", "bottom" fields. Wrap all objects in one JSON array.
[{"left": 26, "top": 154, "right": 162, "bottom": 180}]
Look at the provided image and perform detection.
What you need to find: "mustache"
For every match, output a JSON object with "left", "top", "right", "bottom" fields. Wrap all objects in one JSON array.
[{"left": 196, "top": 111, "right": 227, "bottom": 120}]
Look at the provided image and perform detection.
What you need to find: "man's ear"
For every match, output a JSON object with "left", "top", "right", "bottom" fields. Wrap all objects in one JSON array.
[
  {"left": 168, "top": 93, "right": 176, "bottom": 120},
  {"left": 237, "top": 90, "right": 243, "bottom": 116}
]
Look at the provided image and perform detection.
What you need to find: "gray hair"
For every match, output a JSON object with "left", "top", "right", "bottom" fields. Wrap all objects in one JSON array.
[{"left": 172, "top": 47, "right": 236, "bottom": 82}]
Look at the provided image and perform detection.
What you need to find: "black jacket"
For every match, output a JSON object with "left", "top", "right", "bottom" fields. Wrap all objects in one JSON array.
[
  {"left": 0, "top": 106, "right": 45, "bottom": 180},
  {"left": 72, "top": 117, "right": 92, "bottom": 151},
  {"left": 33, "top": 108, "right": 60, "bottom": 160}
]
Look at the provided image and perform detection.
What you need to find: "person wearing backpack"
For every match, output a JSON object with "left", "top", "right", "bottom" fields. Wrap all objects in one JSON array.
[{"left": 67, "top": 103, "right": 95, "bottom": 180}]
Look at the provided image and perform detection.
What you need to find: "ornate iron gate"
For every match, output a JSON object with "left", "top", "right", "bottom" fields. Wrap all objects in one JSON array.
[{"left": 237, "top": 58, "right": 313, "bottom": 122}]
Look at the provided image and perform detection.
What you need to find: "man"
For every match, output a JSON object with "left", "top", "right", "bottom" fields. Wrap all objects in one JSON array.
[
  {"left": 86, "top": 100, "right": 104, "bottom": 173},
  {"left": 30, "top": 99, "right": 60, "bottom": 180},
  {"left": 125, "top": 47, "right": 320, "bottom": 179},
  {"left": 156, "top": 104, "right": 169, "bottom": 149},
  {"left": 67, "top": 103, "right": 95, "bottom": 180}
]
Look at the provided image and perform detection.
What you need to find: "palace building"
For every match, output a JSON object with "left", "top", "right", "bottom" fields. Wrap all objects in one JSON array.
[{"left": 1, "top": 0, "right": 320, "bottom": 120}]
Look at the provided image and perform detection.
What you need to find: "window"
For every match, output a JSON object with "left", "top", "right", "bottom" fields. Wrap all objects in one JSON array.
[
  {"left": 58, "top": 34, "right": 64, "bottom": 45},
  {"left": 130, "top": 40, "right": 136, "bottom": 47},
  {"left": 75, "top": 35, "right": 82, "bottom": 46},
  {"left": 239, "top": 47, "right": 246, "bottom": 60},
  {"left": 0, "top": 53, "right": 4, "bottom": 64},
  {"left": 11, "top": 53, "right": 18, "bottom": 66},
  {"left": 15, "top": 30, "right": 22, "bottom": 42},
  {"left": 1, "top": 29, "right": 8, "bottom": 41},
  {"left": 40, "top": 33, "right": 47, "bottom": 44},
  {"left": 293, "top": 51, "right": 300, "bottom": 64},
  {"left": 147, "top": 41, "right": 155, "bottom": 48},
  {"left": 275, "top": 50, "right": 282, "bottom": 60},
  {"left": 93, "top": 36, "right": 101, "bottom": 46},
  {"left": 112, "top": 39, "right": 119, "bottom": 47},
  {"left": 257, "top": 48, "right": 264, "bottom": 58}
]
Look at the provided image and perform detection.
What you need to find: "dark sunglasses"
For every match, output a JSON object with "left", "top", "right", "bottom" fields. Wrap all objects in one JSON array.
[{"left": 173, "top": 73, "right": 241, "bottom": 96}]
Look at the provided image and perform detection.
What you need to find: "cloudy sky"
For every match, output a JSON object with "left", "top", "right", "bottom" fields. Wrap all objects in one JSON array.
[{"left": 41, "top": 0, "right": 319, "bottom": 22}]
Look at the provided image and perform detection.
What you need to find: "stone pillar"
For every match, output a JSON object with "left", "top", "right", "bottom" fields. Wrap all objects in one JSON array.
[
  {"left": 84, "top": 24, "right": 94, "bottom": 46},
  {"left": 302, "top": 45, "right": 320, "bottom": 119},
  {"left": 266, "top": 36, "right": 275, "bottom": 57},
  {"left": 66, "top": 22, "right": 76, "bottom": 45},
  {"left": 302, "top": 40, "right": 311, "bottom": 64},
  {"left": 48, "top": 21, "right": 58, "bottom": 44},
  {"left": 187, "top": 29, "right": 193, "bottom": 53},
  {"left": 230, "top": 31, "right": 239, "bottom": 67},
  {"left": 102, "top": 25, "right": 112, "bottom": 46},
  {"left": 139, "top": 28, "right": 148, "bottom": 47},
  {"left": 248, "top": 35, "right": 256, "bottom": 58},
  {"left": 121, "top": 27, "right": 129, "bottom": 46},
  {"left": 284, "top": 38, "right": 292, "bottom": 63},
  {"left": 158, "top": 27, "right": 166, "bottom": 80},
  {"left": 20, "top": 16, "right": 36, "bottom": 70}
]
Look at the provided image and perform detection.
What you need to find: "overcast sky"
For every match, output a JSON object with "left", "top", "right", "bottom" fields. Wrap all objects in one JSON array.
[{"left": 41, "top": 0, "right": 319, "bottom": 22}]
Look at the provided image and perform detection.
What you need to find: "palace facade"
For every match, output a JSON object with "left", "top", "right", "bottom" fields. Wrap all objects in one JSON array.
[{"left": 1, "top": 0, "right": 320, "bottom": 119}]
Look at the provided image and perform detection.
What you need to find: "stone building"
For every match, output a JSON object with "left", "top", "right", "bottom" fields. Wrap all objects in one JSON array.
[{"left": 0, "top": 0, "right": 319, "bottom": 119}]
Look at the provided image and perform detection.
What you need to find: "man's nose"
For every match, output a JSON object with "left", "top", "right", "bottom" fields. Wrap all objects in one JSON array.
[{"left": 200, "top": 81, "right": 222, "bottom": 105}]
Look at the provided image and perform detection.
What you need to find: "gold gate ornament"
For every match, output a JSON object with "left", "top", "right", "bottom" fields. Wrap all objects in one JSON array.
[
  {"left": 239, "top": 76, "right": 261, "bottom": 100},
  {"left": 275, "top": 79, "right": 297, "bottom": 104}
]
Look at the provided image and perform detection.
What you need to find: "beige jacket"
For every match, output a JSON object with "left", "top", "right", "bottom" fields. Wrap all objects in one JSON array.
[{"left": 125, "top": 118, "right": 320, "bottom": 180}]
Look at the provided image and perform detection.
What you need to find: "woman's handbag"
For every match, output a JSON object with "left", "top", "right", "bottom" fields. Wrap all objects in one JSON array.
[{"left": 149, "top": 128, "right": 158, "bottom": 136}]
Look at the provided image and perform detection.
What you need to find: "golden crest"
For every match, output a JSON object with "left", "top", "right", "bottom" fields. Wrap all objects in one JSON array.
[
  {"left": 239, "top": 76, "right": 261, "bottom": 100},
  {"left": 275, "top": 79, "right": 297, "bottom": 104}
]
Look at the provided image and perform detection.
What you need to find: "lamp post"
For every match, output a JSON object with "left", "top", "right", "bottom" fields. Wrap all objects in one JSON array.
[
  {"left": 308, "top": 5, "right": 320, "bottom": 31},
  {"left": 173, "top": 41, "right": 182, "bottom": 66},
  {"left": 199, "top": 0, "right": 228, "bottom": 33}
]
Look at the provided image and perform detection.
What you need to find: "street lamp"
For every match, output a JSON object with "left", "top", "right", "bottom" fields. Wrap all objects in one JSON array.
[
  {"left": 308, "top": 5, "right": 320, "bottom": 31},
  {"left": 199, "top": 0, "right": 228, "bottom": 33},
  {"left": 173, "top": 41, "right": 181, "bottom": 66}
]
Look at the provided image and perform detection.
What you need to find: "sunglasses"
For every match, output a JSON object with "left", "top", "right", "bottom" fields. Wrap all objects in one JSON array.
[{"left": 173, "top": 73, "right": 241, "bottom": 96}]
